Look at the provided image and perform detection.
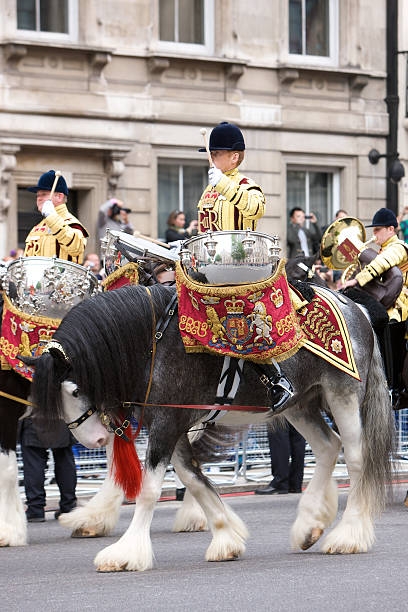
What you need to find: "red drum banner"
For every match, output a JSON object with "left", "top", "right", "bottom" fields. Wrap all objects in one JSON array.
[
  {"left": 0, "top": 293, "right": 60, "bottom": 381},
  {"left": 176, "top": 259, "right": 305, "bottom": 363}
]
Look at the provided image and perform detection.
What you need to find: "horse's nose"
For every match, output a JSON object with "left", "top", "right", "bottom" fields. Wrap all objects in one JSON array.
[{"left": 95, "top": 435, "right": 109, "bottom": 448}]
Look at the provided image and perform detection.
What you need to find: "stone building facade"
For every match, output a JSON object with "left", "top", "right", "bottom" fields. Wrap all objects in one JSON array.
[{"left": 0, "top": 0, "right": 406, "bottom": 258}]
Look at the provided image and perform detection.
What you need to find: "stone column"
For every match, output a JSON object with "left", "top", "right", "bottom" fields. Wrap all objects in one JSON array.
[{"left": 0, "top": 145, "right": 20, "bottom": 259}]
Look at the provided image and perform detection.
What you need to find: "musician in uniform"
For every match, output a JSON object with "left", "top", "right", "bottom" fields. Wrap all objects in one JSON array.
[
  {"left": 25, "top": 170, "right": 88, "bottom": 263},
  {"left": 342, "top": 208, "right": 408, "bottom": 322},
  {"left": 198, "top": 123, "right": 292, "bottom": 410},
  {"left": 342, "top": 207, "right": 408, "bottom": 407},
  {"left": 198, "top": 122, "right": 265, "bottom": 233},
  {"left": 19, "top": 170, "right": 88, "bottom": 521}
]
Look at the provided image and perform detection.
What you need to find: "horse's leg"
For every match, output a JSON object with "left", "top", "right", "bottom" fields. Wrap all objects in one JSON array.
[
  {"left": 172, "top": 486, "right": 208, "bottom": 532},
  {"left": 0, "top": 371, "right": 29, "bottom": 546},
  {"left": 319, "top": 392, "right": 372, "bottom": 553},
  {"left": 284, "top": 405, "right": 342, "bottom": 551},
  {"left": 93, "top": 424, "right": 179, "bottom": 572},
  {"left": 58, "top": 434, "right": 124, "bottom": 538},
  {"left": 321, "top": 340, "right": 394, "bottom": 554},
  {"left": 171, "top": 434, "right": 248, "bottom": 561}
]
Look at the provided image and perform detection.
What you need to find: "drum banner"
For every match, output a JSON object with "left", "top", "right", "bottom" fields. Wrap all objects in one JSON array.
[
  {"left": 102, "top": 262, "right": 139, "bottom": 291},
  {"left": 175, "top": 259, "right": 306, "bottom": 363},
  {"left": 0, "top": 293, "right": 60, "bottom": 381},
  {"left": 298, "top": 288, "right": 360, "bottom": 381}
]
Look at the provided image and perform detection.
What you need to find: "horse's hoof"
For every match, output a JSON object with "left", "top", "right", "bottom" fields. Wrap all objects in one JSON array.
[
  {"left": 301, "top": 527, "right": 323, "bottom": 550},
  {"left": 96, "top": 562, "right": 127, "bottom": 572},
  {"left": 71, "top": 528, "right": 99, "bottom": 538}
]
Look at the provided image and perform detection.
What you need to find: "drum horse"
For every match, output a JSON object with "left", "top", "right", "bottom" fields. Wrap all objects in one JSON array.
[
  {"left": 0, "top": 256, "right": 100, "bottom": 546},
  {"left": 20, "top": 227, "right": 394, "bottom": 572}
]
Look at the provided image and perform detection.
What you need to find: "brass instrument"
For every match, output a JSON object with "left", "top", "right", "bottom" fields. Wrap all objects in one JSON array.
[
  {"left": 320, "top": 216, "right": 403, "bottom": 309},
  {"left": 320, "top": 216, "right": 375, "bottom": 271}
]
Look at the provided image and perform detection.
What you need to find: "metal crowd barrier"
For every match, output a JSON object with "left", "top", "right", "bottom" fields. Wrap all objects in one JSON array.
[{"left": 16, "top": 408, "right": 408, "bottom": 495}]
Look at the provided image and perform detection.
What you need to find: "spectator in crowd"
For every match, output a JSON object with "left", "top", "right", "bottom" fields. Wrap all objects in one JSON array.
[
  {"left": 255, "top": 420, "right": 306, "bottom": 495},
  {"left": 19, "top": 417, "right": 77, "bottom": 521},
  {"left": 165, "top": 210, "right": 198, "bottom": 243},
  {"left": 98, "top": 198, "right": 134, "bottom": 241},
  {"left": 397, "top": 205, "right": 408, "bottom": 244},
  {"left": 83, "top": 252, "right": 103, "bottom": 280},
  {"left": 287, "top": 207, "right": 321, "bottom": 259}
]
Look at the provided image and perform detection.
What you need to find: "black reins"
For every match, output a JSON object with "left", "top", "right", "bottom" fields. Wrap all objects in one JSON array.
[{"left": 66, "top": 290, "right": 178, "bottom": 440}]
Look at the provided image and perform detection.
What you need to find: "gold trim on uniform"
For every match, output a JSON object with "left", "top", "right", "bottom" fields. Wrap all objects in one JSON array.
[
  {"left": 24, "top": 203, "right": 88, "bottom": 264},
  {"left": 197, "top": 168, "right": 265, "bottom": 233},
  {"left": 355, "top": 234, "right": 408, "bottom": 321}
]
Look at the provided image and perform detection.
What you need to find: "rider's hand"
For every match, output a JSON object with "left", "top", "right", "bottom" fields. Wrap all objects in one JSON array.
[
  {"left": 341, "top": 278, "right": 358, "bottom": 289},
  {"left": 208, "top": 166, "right": 223, "bottom": 187},
  {"left": 41, "top": 200, "right": 55, "bottom": 217}
]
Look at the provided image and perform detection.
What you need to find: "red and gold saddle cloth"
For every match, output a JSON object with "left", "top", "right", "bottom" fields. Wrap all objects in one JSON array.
[
  {"left": 0, "top": 293, "right": 60, "bottom": 381},
  {"left": 176, "top": 259, "right": 305, "bottom": 363},
  {"left": 176, "top": 261, "right": 360, "bottom": 379},
  {"left": 102, "top": 262, "right": 139, "bottom": 291}
]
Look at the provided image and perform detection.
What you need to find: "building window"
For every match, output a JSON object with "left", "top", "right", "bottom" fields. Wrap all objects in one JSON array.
[
  {"left": 287, "top": 169, "right": 339, "bottom": 230},
  {"left": 17, "top": 0, "right": 68, "bottom": 33},
  {"left": 288, "top": 0, "right": 338, "bottom": 65},
  {"left": 160, "top": 0, "right": 204, "bottom": 44},
  {"left": 157, "top": 0, "right": 214, "bottom": 55},
  {"left": 16, "top": 0, "right": 78, "bottom": 40},
  {"left": 158, "top": 163, "right": 206, "bottom": 240}
]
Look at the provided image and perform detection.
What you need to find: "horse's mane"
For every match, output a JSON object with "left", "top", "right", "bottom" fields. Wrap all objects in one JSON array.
[{"left": 31, "top": 284, "right": 175, "bottom": 424}]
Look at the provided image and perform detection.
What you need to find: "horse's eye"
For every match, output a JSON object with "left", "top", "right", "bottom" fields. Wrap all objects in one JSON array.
[{"left": 72, "top": 389, "right": 79, "bottom": 398}]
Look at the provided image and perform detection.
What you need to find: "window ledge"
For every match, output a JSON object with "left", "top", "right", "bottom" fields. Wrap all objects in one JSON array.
[
  {"left": 145, "top": 52, "right": 247, "bottom": 80},
  {"left": 1, "top": 40, "right": 113, "bottom": 76}
]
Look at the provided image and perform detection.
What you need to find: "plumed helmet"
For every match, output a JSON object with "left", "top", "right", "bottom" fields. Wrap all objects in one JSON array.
[
  {"left": 199, "top": 122, "right": 245, "bottom": 152},
  {"left": 27, "top": 170, "right": 69, "bottom": 195},
  {"left": 365, "top": 207, "right": 398, "bottom": 228}
]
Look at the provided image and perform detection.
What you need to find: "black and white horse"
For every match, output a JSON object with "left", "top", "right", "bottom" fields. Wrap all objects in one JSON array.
[{"left": 24, "top": 283, "right": 394, "bottom": 571}]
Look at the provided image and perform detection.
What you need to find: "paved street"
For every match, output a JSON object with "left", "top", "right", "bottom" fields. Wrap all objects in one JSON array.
[{"left": 2, "top": 484, "right": 407, "bottom": 612}]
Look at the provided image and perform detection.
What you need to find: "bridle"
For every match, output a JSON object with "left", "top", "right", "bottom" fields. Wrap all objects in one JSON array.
[{"left": 55, "top": 287, "right": 178, "bottom": 441}]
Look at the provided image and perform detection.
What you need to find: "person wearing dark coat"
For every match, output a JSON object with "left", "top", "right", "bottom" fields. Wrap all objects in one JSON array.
[
  {"left": 165, "top": 210, "right": 198, "bottom": 243},
  {"left": 19, "top": 417, "right": 77, "bottom": 522},
  {"left": 287, "top": 207, "right": 322, "bottom": 259},
  {"left": 255, "top": 420, "right": 306, "bottom": 495}
]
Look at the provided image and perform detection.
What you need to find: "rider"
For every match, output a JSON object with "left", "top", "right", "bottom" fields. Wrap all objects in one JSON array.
[
  {"left": 197, "top": 122, "right": 292, "bottom": 410},
  {"left": 25, "top": 170, "right": 88, "bottom": 264},
  {"left": 342, "top": 208, "right": 408, "bottom": 322},
  {"left": 19, "top": 170, "right": 89, "bottom": 521},
  {"left": 342, "top": 207, "right": 408, "bottom": 406}
]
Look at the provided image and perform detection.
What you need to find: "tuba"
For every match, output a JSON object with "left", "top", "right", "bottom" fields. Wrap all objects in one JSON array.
[{"left": 320, "top": 216, "right": 403, "bottom": 309}]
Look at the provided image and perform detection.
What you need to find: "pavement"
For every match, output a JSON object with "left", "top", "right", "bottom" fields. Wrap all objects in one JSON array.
[{"left": 35, "top": 457, "right": 408, "bottom": 513}]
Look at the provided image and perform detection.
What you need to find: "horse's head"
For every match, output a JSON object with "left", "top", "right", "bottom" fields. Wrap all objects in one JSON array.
[
  {"left": 60, "top": 380, "right": 110, "bottom": 448},
  {"left": 21, "top": 345, "right": 109, "bottom": 449}
]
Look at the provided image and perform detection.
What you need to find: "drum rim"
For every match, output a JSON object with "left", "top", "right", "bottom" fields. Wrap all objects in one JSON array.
[
  {"left": 104, "top": 229, "right": 179, "bottom": 262},
  {"left": 7, "top": 256, "right": 99, "bottom": 284},
  {"left": 182, "top": 229, "right": 277, "bottom": 247}
]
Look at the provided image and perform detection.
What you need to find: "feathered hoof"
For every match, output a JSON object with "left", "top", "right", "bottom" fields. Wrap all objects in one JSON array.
[
  {"left": 0, "top": 527, "right": 27, "bottom": 547},
  {"left": 320, "top": 525, "right": 374, "bottom": 554},
  {"left": 300, "top": 527, "right": 324, "bottom": 550},
  {"left": 96, "top": 562, "right": 128, "bottom": 572},
  {"left": 207, "top": 551, "right": 240, "bottom": 562},
  {"left": 71, "top": 527, "right": 99, "bottom": 538}
]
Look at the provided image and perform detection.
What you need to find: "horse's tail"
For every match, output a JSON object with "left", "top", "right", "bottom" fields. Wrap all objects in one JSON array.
[
  {"left": 359, "top": 335, "right": 395, "bottom": 516},
  {"left": 189, "top": 424, "right": 245, "bottom": 464}
]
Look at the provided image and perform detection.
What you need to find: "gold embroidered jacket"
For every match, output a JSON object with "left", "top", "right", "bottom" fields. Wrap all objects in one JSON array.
[
  {"left": 24, "top": 203, "right": 88, "bottom": 264},
  {"left": 355, "top": 234, "right": 408, "bottom": 320},
  {"left": 197, "top": 168, "right": 265, "bottom": 233}
]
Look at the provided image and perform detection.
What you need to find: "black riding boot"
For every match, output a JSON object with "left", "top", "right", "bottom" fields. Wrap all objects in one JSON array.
[{"left": 251, "top": 362, "right": 294, "bottom": 412}]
